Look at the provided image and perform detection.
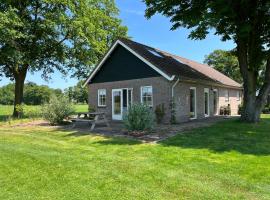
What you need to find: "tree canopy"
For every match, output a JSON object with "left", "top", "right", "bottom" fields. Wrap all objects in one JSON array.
[
  {"left": 0, "top": 0, "right": 127, "bottom": 116},
  {"left": 0, "top": 82, "right": 63, "bottom": 105},
  {"left": 64, "top": 80, "right": 88, "bottom": 104},
  {"left": 204, "top": 50, "right": 242, "bottom": 83},
  {"left": 144, "top": 0, "right": 270, "bottom": 122}
]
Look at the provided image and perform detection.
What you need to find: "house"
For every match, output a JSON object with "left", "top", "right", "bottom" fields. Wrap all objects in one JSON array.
[{"left": 84, "top": 38, "right": 243, "bottom": 123}]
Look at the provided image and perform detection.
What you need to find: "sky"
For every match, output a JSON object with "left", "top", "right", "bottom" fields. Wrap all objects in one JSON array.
[{"left": 0, "top": 0, "right": 235, "bottom": 90}]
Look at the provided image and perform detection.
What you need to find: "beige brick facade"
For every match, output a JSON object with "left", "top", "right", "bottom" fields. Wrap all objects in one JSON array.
[{"left": 88, "top": 77, "right": 242, "bottom": 123}]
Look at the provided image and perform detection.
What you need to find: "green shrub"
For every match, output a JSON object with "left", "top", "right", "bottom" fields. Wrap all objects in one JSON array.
[
  {"left": 262, "top": 106, "right": 270, "bottom": 114},
  {"left": 24, "top": 106, "right": 42, "bottom": 119},
  {"left": 170, "top": 99, "right": 176, "bottom": 124},
  {"left": 238, "top": 104, "right": 243, "bottom": 115},
  {"left": 123, "top": 103, "right": 155, "bottom": 131},
  {"left": 42, "top": 96, "right": 75, "bottom": 125},
  {"left": 220, "top": 105, "right": 231, "bottom": 115},
  {"left": 155, "top": 103, "right": 166, "bottom": 124},
  {"left": 15, "top": 104, "right": 24, "bottom": 118}
]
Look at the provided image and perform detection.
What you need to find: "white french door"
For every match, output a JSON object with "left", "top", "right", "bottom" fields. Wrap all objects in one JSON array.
[
  {"left": 112, "top": 89, "right": 122, "bottom": 120},
  {"left": 112, "top": 88, "right": 133, "bottom": 120}
]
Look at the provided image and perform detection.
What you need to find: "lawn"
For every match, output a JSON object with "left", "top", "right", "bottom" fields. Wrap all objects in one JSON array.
[
  {"left": 0, "top": 116, "right": 270, "bottom": 199},
  {"left": 0, "top": 104, "right": 88, "bottom": 124}
]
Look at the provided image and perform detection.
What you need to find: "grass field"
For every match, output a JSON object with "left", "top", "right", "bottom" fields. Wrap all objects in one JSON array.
[
  {"left": 0, "top": 104, "right": 88, "bottom": 124},
  {"left": 0, "top": 115, "right": 269, "bottom": 199}
]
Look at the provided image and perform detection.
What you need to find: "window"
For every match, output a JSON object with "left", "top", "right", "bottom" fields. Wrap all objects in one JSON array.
[
  {"left": 98, "top": 89, "right": 106, "bottom": 107},
  {"left": 147, "top": 49, "right": 163, "bottom": 58},
  {"left": 128, "top": 88, "right": 133, "bottom": 107},
  {"left": 190, "top": 87, "right": 197, "bottom": 119},
  {"left": 141, "top": 86, "right": 153, "bottom": 106},
  {"left": 237, "top": 91, "right": 241, "bottom": 101},
  {"left": 225, "top": 90, "right": 229, "bottom": 102},
  {"left": 204, "top": 88, "right": 210, "bottom": 117}
]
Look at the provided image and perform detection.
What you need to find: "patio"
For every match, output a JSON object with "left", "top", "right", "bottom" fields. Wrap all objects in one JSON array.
[{"left": 66, "top": 116, "right": 239, "bottom": 143}]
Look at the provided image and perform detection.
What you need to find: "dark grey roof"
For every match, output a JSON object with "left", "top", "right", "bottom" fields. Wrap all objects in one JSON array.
[{"left": 119, "top": 38, "right": 242, "bottom": 88}]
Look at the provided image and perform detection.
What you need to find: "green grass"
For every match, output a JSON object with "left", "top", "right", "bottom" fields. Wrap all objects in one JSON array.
[
  {"left": 0, "top": 116, "right": 270, "bottom": 199},
  {"left": 0, "top": 104, "right": 88, "bottom": 125}
]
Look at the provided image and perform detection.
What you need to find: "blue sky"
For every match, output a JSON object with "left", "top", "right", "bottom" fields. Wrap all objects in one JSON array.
[{"left": 0, "top": 0, "right": 235, "bottom": 90}]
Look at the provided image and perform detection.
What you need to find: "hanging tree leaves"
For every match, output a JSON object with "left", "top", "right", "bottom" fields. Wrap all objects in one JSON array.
[
  {"left": 144, "top": 0, "right": 270, "bottom": 122},
  {"left": 0, "top": 0, "right": 127, "bottom": 117}
]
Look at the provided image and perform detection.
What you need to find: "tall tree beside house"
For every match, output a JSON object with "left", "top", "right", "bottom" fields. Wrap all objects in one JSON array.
[
  {"left": 144, "top": 0, "right": 270, "bottom": 122},
  {"left": 72, "top": 80, "right": 88, "bottom": 104},
  {"left": 64, "top": 80, "right": 88, "bottom": 103},
  {"left": 0, "top": 83, "right": 15, "bottom": 105},
  {"left": 0, "top": 82, "right": 62, "bottom": 105},
  {"left": 0, "top": 0, "right": 127, "bottom": 117},
  {"left": 204, "top": 50, "right": 242, "bottom": 83}
]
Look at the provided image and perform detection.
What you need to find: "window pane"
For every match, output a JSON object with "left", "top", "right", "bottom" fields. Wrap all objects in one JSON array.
[
  {"left": 128, "top": 89, "right": 132, "bottom": 106},
  {"left": 225, "top": 90, "right": 229, "bottom": 101},
  {"left": 98, "top": 89, "right": 106, "bottom": 106},
  {"left": 113, "top": 91, "right": 121, "bottom": 114},
  {"left": 190, "top": 89, "right": 196, "bottom": 118},
  {"left": 141, "top": 86, "right": 153, "bottom": 106},
  {"left": 213, "top": 91, "right": 218, "bottom": 114},
  {"left": 204, "top": 91, "right": 209, "bottom": 115}
]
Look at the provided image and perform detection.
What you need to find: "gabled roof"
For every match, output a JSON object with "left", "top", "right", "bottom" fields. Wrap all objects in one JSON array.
[{"left": 84, "top": 38, "right": 242, "bottom": 88}]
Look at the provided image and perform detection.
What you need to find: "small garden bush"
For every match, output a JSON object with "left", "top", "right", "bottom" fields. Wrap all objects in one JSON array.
[
  {"left": 238, "top": 104, "right": 243, "bottom": 115},
  {"left": 124, "top": 103, "right": 155, "bottom": 131},
  {"left": 42, "top": 96, "right": 75, "bottom": 125},
  {"left": 262, "top": 106, "right": 270, "bottom": 114},
  {"left": 220, "top": 105, "right": 231, "bottom": 115}
]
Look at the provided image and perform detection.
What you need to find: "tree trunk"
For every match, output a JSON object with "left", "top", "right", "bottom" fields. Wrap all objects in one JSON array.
[
  {"left": 237, "top": 40, "right": 270, "bottom": 123},
  {"left": 240, "top": 71, "right": 259, "bottom": 122},
  {"left": 13, "top": 69, "right": 27, "bottom": 118}
]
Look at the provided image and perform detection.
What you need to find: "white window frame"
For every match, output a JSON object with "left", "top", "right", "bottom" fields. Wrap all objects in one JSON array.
[
  {"left": 190, "top": 87, "right": 197, "bottom": 120},
  {"left": 98, "top": 89, "right": 106, "bottom": 107},
  {"left": 225, "top": 89, "right": 230, "bottom": 102},
  {"left": 127, "top": 88, "right": 133, "bottom": 109},
  {"left": 140, "top": 86, "right": 153, "bottom": 107},
  {"left": 204, "top": 88, "right": 210, "bottom": 117},
  {"left": 213, "top": 89, "right": 219, "bottom": 115}
]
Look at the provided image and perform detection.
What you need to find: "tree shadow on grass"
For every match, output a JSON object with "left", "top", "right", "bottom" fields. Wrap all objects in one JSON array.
[
  {"left": 0, "top": 115, "right": 11, "bottom": 122},
  {"left": 93, "top": 137, "right": 142, "bottom": 145},
  {"left": 160, "top": 118, "right": 270, "bottom": 156},
  {"left": 55, "top": 125, "right": 142, "bottom": 146}
]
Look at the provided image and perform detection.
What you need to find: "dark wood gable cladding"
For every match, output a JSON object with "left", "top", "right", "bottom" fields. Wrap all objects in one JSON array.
[{"left": 90, "top": 45, "right": 161, "bottom": 83}]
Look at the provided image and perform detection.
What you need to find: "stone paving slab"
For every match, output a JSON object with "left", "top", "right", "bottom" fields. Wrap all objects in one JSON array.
[{"left": 66, "top": 116, "right": 239, "bottom": 143}]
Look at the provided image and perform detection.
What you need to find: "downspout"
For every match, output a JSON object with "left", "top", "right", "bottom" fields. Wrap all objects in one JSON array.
[
  {"left": 172, "top": 77, "right": 180, "bottom": 98},
  {"left": 170, "top": 77, "right": 180, "bottom": 124}
]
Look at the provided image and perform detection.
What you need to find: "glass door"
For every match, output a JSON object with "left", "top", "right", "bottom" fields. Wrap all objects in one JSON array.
[
  {"left": 112, "top": 89, "right": 122, "bottom": 120},
  {"left": 122, "top": 88, "right": 133, "bottom": 116}
]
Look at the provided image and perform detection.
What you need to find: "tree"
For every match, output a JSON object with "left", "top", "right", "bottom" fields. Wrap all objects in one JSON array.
[
  {"left": 64, "top": 80, "right": 88, "bottom": 103},
  {"left": 144, "top": 0, "right": 270, "bottom": 122},
  {"left": 0, "top": 82, "right": 63, "bottom": 105},
  {"left": 23, "top": 82, "right": 52, "bottom": 105},
  {"left": 64, "top": 87, "right": 74, "bottom": 103},
  {"left": 204, "top": 50, "right": 242, "bottom": 83},
  {"left": 0, "top": 0, "right": 127, "bottom": 117},
  {"left": 0, "top": 83, "right": 14, "bottom": 105},
  {"left": 72, "top": 80, "right": 88, "bottom": 103}
]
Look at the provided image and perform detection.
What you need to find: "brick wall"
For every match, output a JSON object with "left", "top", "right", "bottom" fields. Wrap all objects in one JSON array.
[
  {"left": 173, "top": 81, "right": 242, "bottom": 123},
  {"left": 218, "top": 88, "right": 242, "bottom": 115},
  {"left": 88, "top": 77, "right": 172, "bottom": 123},
  {"left": 88, "top": 77, "right": 242, "bottom": 123}
]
